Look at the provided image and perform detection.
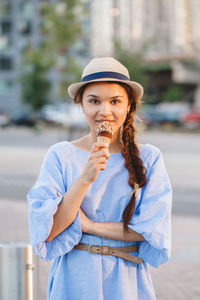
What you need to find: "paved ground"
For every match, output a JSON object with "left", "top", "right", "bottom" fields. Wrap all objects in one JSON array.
[{"left": 0, "top": 126, "right": 200, "bottom": 299}]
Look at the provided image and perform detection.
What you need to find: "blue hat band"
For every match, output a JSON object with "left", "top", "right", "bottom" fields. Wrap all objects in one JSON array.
[{"left": 81, "top": 71, "right": 130, "bottom": 82}]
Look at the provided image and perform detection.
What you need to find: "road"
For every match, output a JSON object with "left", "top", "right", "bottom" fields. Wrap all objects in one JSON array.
[{"left": 0, "top": 126, "right": 200, "bottom": 215}]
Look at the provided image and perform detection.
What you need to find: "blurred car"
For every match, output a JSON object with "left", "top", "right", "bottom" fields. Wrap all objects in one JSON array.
[
  {"left": 40, "top": 102, "right": 88, "bottom": 129},
  {"left": 181, "top": 110, "right": 200, "bottom": 127},
  {"left": 0, "top": 111, "right": 10, "bottom": 127},
  {"left": 10, "top": 111, "right": 37, "bottom": 127},
  {"left": 140, "top": 103, "right": 189, "bottom": 126},
  {"left": 40, "top": 103, "right": 68, "bottom": 125}
]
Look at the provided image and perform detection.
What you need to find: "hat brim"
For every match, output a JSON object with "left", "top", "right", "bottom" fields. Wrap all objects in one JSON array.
[{"left": 68, "top": 78, "right": 144, "bottom": 102}]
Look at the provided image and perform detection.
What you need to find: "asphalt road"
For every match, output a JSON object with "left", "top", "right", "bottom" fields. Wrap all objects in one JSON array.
[{"left": 0, "top": 125, "right": 200, "bottom": 216}]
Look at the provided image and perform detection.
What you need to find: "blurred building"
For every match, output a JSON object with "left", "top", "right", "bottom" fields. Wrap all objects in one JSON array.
[
  {"left": 91, "top": 0, "right": 200, "bottom": 107},
  {"left": 0, "top": 0, "right": 43, "bottom": 113},
  {"left": 0, "top": 0, "right": 90, "bottom": 114},
  {"left": 1, "top": 0, "right": 200, "bottom": 114},
  {"left": 91, "top": 0, "right": 200, "bottom": 58}
]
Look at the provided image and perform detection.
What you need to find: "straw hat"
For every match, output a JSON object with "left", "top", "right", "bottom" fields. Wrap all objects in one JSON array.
[{"left": 68, "top": 57, "right": 144, "bottom": 101}]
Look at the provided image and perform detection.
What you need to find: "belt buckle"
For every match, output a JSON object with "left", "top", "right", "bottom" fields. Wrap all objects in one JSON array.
[
  {"left": 88, "top": 245, "right": 94, "bottom": 253},
  {"left": 101, "top": 246, "right": 110, "bottom": 255}
]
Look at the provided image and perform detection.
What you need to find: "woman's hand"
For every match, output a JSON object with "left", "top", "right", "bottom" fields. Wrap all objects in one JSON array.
[
  {"left": 80, "top": 209, "right": 145, "bottom": 241},
  {"left": 80, "top": 141, "right": 110, "bottom": 184},
  {"left": 80, "top": 209, "right": 94, "bottom": 234}
]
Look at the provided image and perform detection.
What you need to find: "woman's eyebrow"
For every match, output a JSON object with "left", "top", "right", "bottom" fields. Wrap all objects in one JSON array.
[
  {"left": 86, "top": 95, "right": 123, "bottom": 98},
  {"left": 110, "top": 95, "right": 123, "bottom": 98},
  {"left": 87, "top": 94, "right": 100, "bottom": 98}
]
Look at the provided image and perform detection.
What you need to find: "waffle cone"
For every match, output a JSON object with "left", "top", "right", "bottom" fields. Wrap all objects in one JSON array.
[{"left": 97, "top": 136, "right": 111, "bottom": 146}]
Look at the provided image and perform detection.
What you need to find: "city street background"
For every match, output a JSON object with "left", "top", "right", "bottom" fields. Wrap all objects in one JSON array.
[
  {"left": 0, "top": 126, "right": 200, "bottom": 299},
  {"left": 1, "top": 0, "right": 200, "bottom": 299}
]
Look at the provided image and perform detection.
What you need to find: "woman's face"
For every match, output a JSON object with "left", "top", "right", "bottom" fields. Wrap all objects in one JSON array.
[{"left": 81, "top": 82, "right": 131, "bottom": 136}]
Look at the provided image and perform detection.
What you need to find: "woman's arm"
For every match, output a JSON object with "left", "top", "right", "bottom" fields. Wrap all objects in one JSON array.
[
  {"left": 46, "top": 141, "right": 110, "bottom": 242},
  {"left": 80, "top": 210, "right": 145, "bottom": 242},
  {"left": 92, "top": 222, "right": 145, "bottom": 241},
  {"left": 46, "top": 176, "right": 90, "bottom": 242}
]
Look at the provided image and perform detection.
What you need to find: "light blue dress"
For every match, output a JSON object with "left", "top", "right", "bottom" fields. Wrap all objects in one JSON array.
[{"left": 27, "top": 141, "right": 172, "bottom": 300}]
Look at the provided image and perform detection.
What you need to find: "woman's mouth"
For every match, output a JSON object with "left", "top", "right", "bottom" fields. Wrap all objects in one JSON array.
[{"left": 96, "top": 120, "right": 114, "bottom": 123}]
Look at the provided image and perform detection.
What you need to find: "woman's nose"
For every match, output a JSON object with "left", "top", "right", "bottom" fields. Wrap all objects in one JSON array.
[{"left": 99, "top": 103, "right": 111, "bottom": 115}]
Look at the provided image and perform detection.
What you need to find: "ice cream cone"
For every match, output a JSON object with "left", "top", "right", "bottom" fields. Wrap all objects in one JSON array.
[
  {"left": 96, "top": 121, "right": 114, "bottom": 147},
  {"left": 97, "top": 136, "right": 111, "bottom": 147}
]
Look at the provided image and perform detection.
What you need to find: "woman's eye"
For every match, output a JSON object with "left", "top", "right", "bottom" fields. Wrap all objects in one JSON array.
[
  {"left": 89, "top": 99, "right": 99, "bottom": 104},
  {"left": 112, "top": 99, "right": 119, "bottom": 104}
]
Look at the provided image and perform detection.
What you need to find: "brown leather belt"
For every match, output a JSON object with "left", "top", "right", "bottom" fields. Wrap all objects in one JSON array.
[{"left": 74, "top": 243, "right": 142, "bottom": 264}]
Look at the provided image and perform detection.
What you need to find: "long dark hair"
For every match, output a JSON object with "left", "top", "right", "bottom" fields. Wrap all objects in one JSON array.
[{"left": 75, "top": 82, "right": 147, "bottom": 234}]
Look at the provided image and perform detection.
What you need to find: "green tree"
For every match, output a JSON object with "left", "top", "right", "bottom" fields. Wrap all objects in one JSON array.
[
  {"left": 163, "top": 85, "right": 184, "bottom": 102},
  {"left": 21, "top": 50, "right": 53, "bottom": 111},
  {"left": 40, "top": 0, "right": 86, "bottom": 97},
  {"left": 114, "top": 43, "right": 149, "bottom": 88},
  {"left": 20, "top": 0, "right": 86, "bottom": 111}
]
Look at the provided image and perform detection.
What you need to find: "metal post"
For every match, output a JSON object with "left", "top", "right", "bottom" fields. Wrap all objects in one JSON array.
[
  {"left": 25, "top": 245, "right": 34, "bottom": 300},
  {"left": 0, "top": 242, "right": 39, "bottom": 300}
]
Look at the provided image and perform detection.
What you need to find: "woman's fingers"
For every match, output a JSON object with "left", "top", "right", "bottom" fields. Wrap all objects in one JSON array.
[
  {"left": 89, "top": 151, "right": 110, "bottom": 161},
  {"left": 97, "top": 163, "right": 107, "bottom": 171},
  {"left": 90, "top": 141, "right": 109, "bottom": 153},
  {"left": 94, "top": 156, "right": 107, "bottom": 162},
  {"left": 92, "top": 156, "right": 107, "bottom": 165},
  {"left": 90, "top": 145, "right": 110, "bottom": 160},
  {"left": 87, "top": 156, "right": 107, "bottom": 169},
  {"left": 81, "top": 141, "right": 110, "bottom": 184},
  {"left": 87, "top": 157, "right": 107, "bottom": 174}
]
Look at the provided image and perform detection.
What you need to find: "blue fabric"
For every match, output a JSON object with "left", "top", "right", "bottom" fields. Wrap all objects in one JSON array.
[
  {"left": 27, "top": 141, "right": 172, "bottom": 300},
  {"left": 81, "top": 71, "right": 130, "bottom": 82}
]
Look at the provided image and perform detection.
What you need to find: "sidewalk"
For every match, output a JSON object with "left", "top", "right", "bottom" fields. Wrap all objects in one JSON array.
[{"left": 1, "top": 198, "right": 200, "bottom": 299}]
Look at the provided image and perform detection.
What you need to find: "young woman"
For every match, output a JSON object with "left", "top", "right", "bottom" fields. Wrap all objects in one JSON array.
[{"left": 27, "top": 57, "right": 172, "bottom": 300}]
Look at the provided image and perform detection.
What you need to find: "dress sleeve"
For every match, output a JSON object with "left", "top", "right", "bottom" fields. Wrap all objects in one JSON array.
[
  {"left": 27, "top": 145, "right": 82, "bottom": 261},
  {"left": 128, "top": 150, "right": 172, "bottom": 267}
]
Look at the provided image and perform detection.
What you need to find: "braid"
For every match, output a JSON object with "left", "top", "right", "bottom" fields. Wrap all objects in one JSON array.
[{"left": 120, "top": 85, "right": 147, "bottom": 234}]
